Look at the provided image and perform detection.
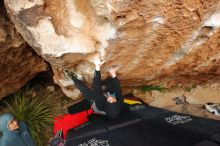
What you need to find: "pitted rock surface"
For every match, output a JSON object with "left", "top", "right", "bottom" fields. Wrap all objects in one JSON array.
[
  {"left": 0, "top": 1, "right": 48, "bottom": 99},
  {"left": 3, "top": 0, "right": 220, "bottom": 99}
]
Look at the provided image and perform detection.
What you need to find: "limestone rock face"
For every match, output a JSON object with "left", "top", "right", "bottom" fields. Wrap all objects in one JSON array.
[
  {"left": 0, "top": 2, "right": 48, "bottom": 99},
  {"left": 4, "top": 0, "right": 220, "bottom": 99}
]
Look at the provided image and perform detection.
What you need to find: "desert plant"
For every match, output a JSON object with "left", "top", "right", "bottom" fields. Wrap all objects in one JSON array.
[
  {"left": 3, "top": 90, "right": 53, "bottom": 146},
  {"left": 140, "top": 85, "right": 166, "bottom": 92},
  {"left": 184, "top": 85, "right": 197, "bottom": 92}
]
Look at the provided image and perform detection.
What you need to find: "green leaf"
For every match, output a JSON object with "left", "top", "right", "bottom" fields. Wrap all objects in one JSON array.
[{"left": 3, "top": 89, "right": 54, "bottom": 146}]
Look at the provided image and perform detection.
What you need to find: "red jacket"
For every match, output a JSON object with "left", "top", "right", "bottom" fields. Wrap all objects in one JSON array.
[{"left": 54, "top": 108, "right": 93, "bottom": 139}]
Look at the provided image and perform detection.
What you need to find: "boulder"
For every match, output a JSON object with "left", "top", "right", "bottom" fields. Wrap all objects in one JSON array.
[
  {"left": 0, "top": 2, "right": 48, "bottom": 99},
  {"left": 3, "top": 0, "right": 220, "bottom": 99}
]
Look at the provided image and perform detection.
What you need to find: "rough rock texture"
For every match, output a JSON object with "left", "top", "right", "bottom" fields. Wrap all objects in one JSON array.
[
  {"left": 3, "top": 0, "right": 220, "bottom": 99},
  {"left": 0, "top": 1, "right": 48, "bottom": 99}
]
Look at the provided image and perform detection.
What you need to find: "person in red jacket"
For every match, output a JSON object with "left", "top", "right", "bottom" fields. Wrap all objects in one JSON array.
[{"left": 64, "top": 58, "right": 124, "bottom": 119}]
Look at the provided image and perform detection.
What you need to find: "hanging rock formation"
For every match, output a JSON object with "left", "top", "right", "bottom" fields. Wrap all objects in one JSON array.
[
  {"left": 0, "top": 2, "right": 48, "bottom": 99},
  {"left": 3, "top": 0, "right": 220, "bottom": 99}
]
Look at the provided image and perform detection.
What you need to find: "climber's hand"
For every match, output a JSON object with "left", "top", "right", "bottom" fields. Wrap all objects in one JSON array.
[{"left": 94, "top": 58, "right": 105, "bottom": 71}]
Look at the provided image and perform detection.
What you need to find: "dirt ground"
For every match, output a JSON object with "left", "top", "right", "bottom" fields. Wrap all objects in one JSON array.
[{"left": 131, "top": 84, "right": 220, "bottom": 121}]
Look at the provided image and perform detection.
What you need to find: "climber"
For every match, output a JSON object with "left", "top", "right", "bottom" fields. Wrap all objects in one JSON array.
[
  {"left": 0, "top": 113, "right": 35, "bottom": 146},
  {"left": 63, "top": 58, "right": 124, "bottom": 119}
]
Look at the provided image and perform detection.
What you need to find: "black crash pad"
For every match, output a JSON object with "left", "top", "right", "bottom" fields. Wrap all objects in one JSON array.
[{"left": 65, "top": 104, "right": 220, "bottom": 146}]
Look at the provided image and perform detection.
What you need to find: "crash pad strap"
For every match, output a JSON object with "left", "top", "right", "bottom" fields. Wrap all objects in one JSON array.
[
  {"left": 108, "top": 118, "right": 142, "bottom": 131},
  {"left": 66, "top": 118, "right": 142, "bottom": 142},
  {"left": 67, "top": 128, "right": 107, "bottom": 141}
]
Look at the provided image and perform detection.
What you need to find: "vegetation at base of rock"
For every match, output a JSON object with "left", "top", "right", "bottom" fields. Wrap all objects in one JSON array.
[
  {"left": 140, "top": 85, "right": 166, "bottom": 92},
  {"left": 184, "top": 85, "right": 197, "bottom": 92},
  {"left": 1, "top": 86, "right": 54, "bottom": 146}
]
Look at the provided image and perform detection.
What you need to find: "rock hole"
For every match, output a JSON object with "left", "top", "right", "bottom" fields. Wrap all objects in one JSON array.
[
  {"left": 96, "top": 16, "right": 109, "bottom": 25},
  {"left": 197, "top": 26, "right": 214, "bottom": 38},
  {"left": 114, "top": 14, "right": 127, "bottom": 25},
  {"left": 212, "top": 59, "right": 217, "bottom": 63},
  {"left": 116, "top": 15, "right": 126, "bottom": 19},
  {"left": 194, "top": 26, "right": 213, "bottom": 43}
]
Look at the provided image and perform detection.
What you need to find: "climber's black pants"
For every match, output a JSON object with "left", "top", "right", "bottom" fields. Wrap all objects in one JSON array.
[{"left": 71, "top": 70, "right": 124, "bottom": 114}]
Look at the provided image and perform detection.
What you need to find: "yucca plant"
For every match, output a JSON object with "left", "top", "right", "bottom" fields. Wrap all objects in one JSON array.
[{"left": 3, "top": 90, "right": 54, "bottom": 146}]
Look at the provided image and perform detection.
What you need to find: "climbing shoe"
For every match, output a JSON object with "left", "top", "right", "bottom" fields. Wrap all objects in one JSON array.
[{"left": 63, "top": 69, "right": 77, "bottom": 79}]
